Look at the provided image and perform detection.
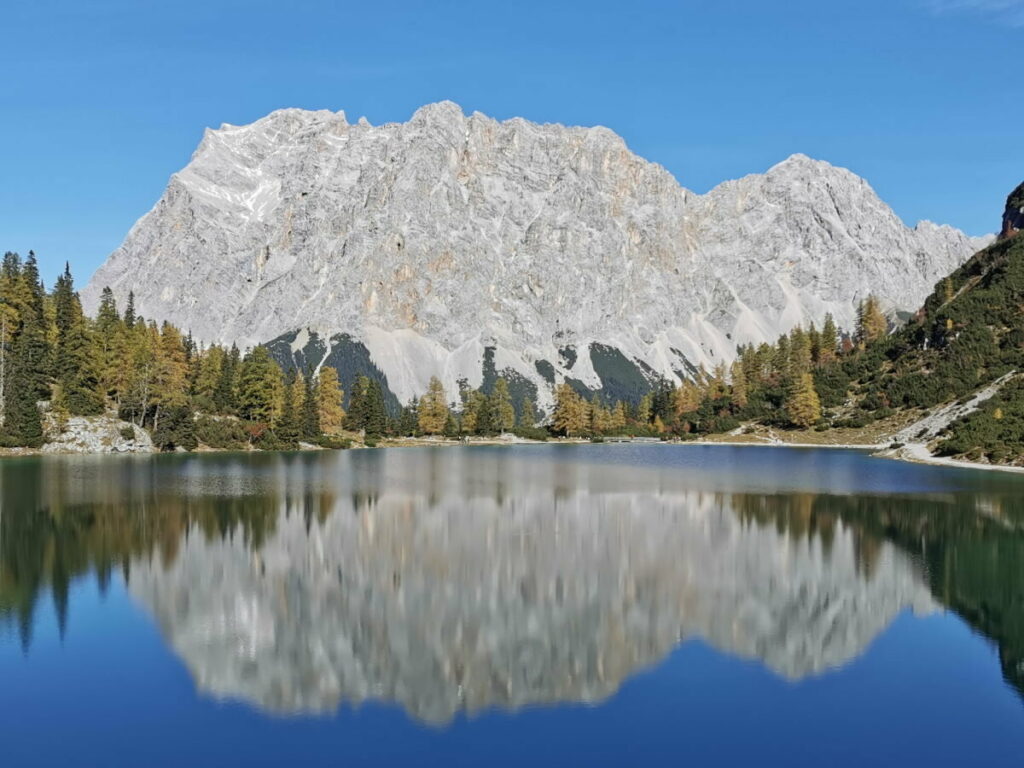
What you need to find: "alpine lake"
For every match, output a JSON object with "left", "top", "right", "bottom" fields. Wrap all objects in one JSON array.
[{"left": 1, "top": 443, "right": 1023, "bottom": 766}]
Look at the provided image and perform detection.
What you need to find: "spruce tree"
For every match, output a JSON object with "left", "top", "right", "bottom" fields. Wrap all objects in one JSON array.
[
  {"left": 123, "top": 291, "right": 136, "bottom": 329},
  {"left": 1, "top": 331, "right": 44, "bottom": 447},
  {"left": 363, "top": 379, "right": 387, "bottom": 437},
  {"left": 52, "top": 265, "right": 103, "bottom": 415}
]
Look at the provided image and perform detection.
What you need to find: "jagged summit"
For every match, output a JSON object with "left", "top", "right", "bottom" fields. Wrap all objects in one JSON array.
[{"left": 82, "top": 103, "right": 984, "bottom": 408}]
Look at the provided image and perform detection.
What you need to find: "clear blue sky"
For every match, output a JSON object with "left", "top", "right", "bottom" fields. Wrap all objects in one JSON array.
[{"left": 3, "top": 0, "right": 1022, "bottom": 285}]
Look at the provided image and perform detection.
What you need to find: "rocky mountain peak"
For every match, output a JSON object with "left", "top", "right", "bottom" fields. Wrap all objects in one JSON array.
[{"left": 82, "top": 103, "right": 987, "bottom": 408}]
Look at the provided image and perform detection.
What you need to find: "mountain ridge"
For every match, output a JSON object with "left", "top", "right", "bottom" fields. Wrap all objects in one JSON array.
[{"left": 82, "top": 102, "right": 987, "bottom": 408}]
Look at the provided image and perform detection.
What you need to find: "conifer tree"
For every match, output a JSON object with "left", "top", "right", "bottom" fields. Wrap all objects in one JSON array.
[
  {"left": 610, "top": 400, "right": 627, "bottom": 431},
  {"left": 399, "top": 398, "right": 420, "bottom": 436},
  {"left": 52, "top": 265, "right": 103, "bottom": 415},
  {"left": 785, "top": 372, "right": 822, "bottom": 428},
  {"left": 213, "top": 344, "right": 240, "bottom": 414},
  {"left": 730, "top": 360, "right": 749, "bottom": 409},
  {"left": 819, "top": 314, "right": 839, "bottom": 364},
  {"left": 636, "top": 393, "right": 652, "bottom": 425},
  {"left": 363, "top": 378, "right": 387, "bottom": 437},
  {"left": 418, "top": 376, "right": 449, "bottom": 435},
  {"left": 123, "top": 291, "right": 136, "bottom": 329},
  {"left": 300, "top": 371, "right": 320, "bottom": 439},
  {"left": 518, "top": 396, "right": 537, "bottom": 429},
  {"left": 789, "top": 326, "right": 812, "bottom": 376},
  {"left": 1, "top": 330, "right": 44, "bottom": 447},
  {"left": 276, "top": 369, "right": 301, "bottom": 445},
  {"left": 237, "top": 346, "right": 283, "bottom": 425},
  {"left": 856, "top": 295, "right": 887, "bottom": 347},
  {"left": 347, "top": 375, "right": 370, "bottom": 431},
  {"left": 553, "top": 382, "right": 590, "bottom": 436},
  {"left": 316, "top": 366, "right": 345, "bottom": 433},
  {"left": 489, "top": 378, "right": 515, "bottom": 433}
]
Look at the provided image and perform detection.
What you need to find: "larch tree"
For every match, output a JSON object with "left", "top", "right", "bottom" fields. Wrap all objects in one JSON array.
[
  {"left": 489, "top": 378, "right": 515, "bottom": 433},
  {"left": 418, "top": 376, "right": 449, "bottom": 435},
  {"left": 316, "top": 366, "right": 345, "bottom": 433},
  {"left": 785, "top": 372, "right": 822, "bottom": 428}
]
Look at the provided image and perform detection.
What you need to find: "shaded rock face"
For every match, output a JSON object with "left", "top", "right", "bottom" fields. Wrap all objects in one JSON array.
[
  {"left": 83, "top": 102, "right": 986, "bottom": 407},
  {"left": 128, "top": 453, "right": 934, "bottom": 724},
  {"left": 1002, "top": 182, "right": 1024, "bottom": 240}
]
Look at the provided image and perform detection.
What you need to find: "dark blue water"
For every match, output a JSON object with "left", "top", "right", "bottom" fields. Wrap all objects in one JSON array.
[{"left": 2, "top": 445, "right": 1023, "bottom": 766}]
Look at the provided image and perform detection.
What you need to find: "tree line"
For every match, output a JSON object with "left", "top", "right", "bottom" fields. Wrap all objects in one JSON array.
[{"left": 0, "top": 253, "right": 349, "bottom": 450}]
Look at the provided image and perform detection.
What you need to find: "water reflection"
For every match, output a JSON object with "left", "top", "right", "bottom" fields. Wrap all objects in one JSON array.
[{"left": 1, "top": 447, "right": 1023, "bottom": 722}]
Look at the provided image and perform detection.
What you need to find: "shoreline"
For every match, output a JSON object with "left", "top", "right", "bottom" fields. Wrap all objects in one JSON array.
[{"left": 5, "top": 434, "right": 1024, "bottom": 476}]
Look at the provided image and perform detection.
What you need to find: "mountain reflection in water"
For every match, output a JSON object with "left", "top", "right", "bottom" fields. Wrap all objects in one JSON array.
[{"left": 1, "top": 445, "right": 1023, "bottom": 723}]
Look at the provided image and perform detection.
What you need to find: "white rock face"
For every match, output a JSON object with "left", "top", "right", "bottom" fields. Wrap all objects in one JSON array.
[
  {"left": 128, "top": 452, "right": 934, "bottom": 723},
  {"left": 83, "top": 102, "right": 985, "bottom": 405},
  {"left": 41, "top": 415, "right": 154, "bottom": 454}
]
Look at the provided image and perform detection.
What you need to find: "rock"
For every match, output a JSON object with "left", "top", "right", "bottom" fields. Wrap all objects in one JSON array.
[
  {"left": 42, "top": 416, "right": 155, "bottom": 454},
  {"left": 1001, "top": 181, "right": 1024, "bottom": 240},
  {"left": 82, "top": 102, "right": 986, "bottom": 407}
]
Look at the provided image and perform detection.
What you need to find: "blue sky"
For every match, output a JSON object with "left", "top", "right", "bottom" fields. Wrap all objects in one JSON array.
[{"left": 2, "top": 0, "right": 1022, "bottom": 284}]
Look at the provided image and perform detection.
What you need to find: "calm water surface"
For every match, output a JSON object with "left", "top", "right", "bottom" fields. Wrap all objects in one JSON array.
[{"left": 1, "top": 444, "right": 1023, "bottom": 766}]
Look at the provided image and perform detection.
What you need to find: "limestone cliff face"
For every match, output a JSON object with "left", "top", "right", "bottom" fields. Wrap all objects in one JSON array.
[{"left": 83, "top": 102, "right": 985, "bottom": 406}]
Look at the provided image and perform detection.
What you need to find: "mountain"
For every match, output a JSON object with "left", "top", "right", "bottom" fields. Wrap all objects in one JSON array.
[{"left": 82, "top": 102, "right": 986, "bottom": 409}]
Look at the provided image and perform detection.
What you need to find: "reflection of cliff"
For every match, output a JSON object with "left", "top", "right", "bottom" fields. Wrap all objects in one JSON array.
[
  {"left": 128, "top": 484, "right": 934, "bottom": 723},
  {"left": 4, "top": 449, "right": 1022, "bottom": 720}
]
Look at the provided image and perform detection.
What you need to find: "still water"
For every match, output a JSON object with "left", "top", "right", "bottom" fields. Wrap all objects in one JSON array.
[{"left": 1, "top": 444, "right": 1023, "bottom": 766}]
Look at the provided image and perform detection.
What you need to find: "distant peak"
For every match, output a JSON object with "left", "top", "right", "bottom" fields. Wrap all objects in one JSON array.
[{"left": 411, "top": 101, "right": 466, "bottom": 123}]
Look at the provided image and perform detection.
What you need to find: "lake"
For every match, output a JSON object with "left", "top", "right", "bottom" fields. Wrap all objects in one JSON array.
[{"left": 1, "top": 444, "right": 1023, "bottom": 766}]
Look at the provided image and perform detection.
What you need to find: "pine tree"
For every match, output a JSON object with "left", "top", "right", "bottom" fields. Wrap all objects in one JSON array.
[
  {"left": 489, "top": 378, "right": 515, "bottom": 433},
  {"left": 418, "top": 376, "right": 449, "bottom": 435},
  {"left": 316, "top": 366, "right": 345, "bottom": 433},
  {"left": 784, "top": 372, "right": 822, "bottom": 428}
]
